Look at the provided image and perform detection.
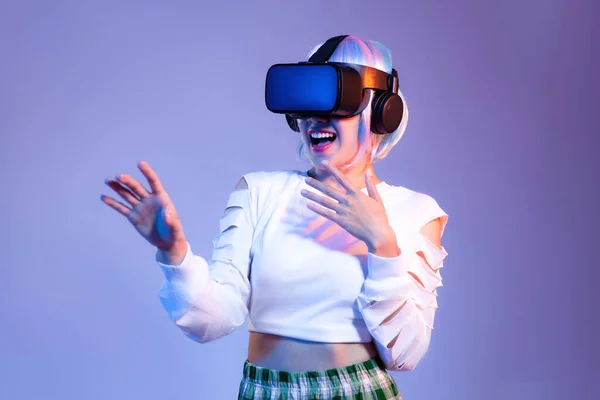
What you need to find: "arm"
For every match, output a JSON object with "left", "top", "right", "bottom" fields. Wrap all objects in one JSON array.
[
  {"left": 156, "top": 177, "right": 254, "bottom": 343},
  {"left": 357, "top": 198, "right": 448, "bottom": 371}
]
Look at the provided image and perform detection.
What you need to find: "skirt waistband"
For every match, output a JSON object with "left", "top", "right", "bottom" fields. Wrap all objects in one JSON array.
[{"left": 241, "top": 356, "right": 388, "bottom": 387}]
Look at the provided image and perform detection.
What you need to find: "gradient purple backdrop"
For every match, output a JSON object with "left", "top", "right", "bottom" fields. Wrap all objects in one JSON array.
[{"left": 1, "top": 0, "right": 597, "bottom": 399}]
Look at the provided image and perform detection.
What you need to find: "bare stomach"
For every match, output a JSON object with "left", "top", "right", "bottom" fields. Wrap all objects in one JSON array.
[{"left": 247, "top": 332, "right": 378, "bottom": 372}]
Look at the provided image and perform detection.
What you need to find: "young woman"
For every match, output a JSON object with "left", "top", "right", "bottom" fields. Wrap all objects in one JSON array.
[{"left": 101, "top": 35, "right": 449, "bottom": 399}]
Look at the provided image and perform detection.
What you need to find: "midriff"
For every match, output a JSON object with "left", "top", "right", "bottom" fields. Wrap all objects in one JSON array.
[{"left": 247, "top": 331, "right": 378, "bottom": 372}]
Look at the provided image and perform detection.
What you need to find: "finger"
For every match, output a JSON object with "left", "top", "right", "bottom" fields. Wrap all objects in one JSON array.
[
  {"left": 304, "top": 177, "right": 346, "bottom": 203},
  {"left": 364, "top": 168, "right": 381, "bottom": 201},
  {"left": 105, "top": 178, "right": 140, "bottom": 206},
  {"left": 301, "top": 189, "right": 342, "bottom": 213},
  {"left": 138, "top": 160, "right": 166, "bottom": 194},
  {"left": 116, "top": 173, "right": 150, "bottom": 199},
  {"left": 306, "top": 201, "right": 342, "bottom": 224},
  {"left": 321, "top": 161, "right": 356, "bottom": 194},
  {"left": 100, "top": 194, "right": 131, "bottom": 217}
]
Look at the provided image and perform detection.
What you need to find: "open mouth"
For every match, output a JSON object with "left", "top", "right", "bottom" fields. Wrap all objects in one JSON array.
[{"left": 309, "top": 131, "right": 337, "bottom": 149}]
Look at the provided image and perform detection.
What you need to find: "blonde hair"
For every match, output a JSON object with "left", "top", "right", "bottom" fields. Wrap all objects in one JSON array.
[{"left": 296, "top": 36, "right": 409, "bottom": 168}]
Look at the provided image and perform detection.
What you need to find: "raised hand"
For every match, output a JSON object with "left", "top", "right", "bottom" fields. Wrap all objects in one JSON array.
[
  {"left": 300, "top": 161, "right": 399, "bottom": 257},
  {"left": 101, "top": 161, "right": 187, "bottom": 257}
]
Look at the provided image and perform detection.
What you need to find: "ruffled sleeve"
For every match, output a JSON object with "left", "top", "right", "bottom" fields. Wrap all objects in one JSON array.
[
  {"left": 156, "top": 177, "right": 255, "bottom": 343},
  {"left": 356, "top": 194, "right": 449, "bottom": 371}
]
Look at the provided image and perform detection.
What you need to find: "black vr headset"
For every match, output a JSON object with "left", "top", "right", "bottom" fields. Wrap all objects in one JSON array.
[{"left": 265, "top": 35, "right": 403, "bottom": 135}]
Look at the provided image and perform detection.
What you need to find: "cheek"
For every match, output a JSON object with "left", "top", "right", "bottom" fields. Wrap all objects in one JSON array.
[
  {"left": 298, "top": 119, "right": 307, "bottom": 133},
  {"left": 298, "top": 121, "right": 310, "bottom": 141},
  {"left": 337, "top": 119, "right": 362, "bottom": 145}
]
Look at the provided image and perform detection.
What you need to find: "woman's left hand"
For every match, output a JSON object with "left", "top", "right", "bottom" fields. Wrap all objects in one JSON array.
[{"left": 300, "top": 161, "right": 399, "bottom": 256}]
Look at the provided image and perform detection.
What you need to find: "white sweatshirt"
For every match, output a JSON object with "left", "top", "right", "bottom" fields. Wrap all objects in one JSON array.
[{"left": 156, "top": 169, "right": 449, "bottom": 371}]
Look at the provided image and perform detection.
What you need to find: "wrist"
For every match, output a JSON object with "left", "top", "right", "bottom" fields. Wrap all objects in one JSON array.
[
  {"left": 367, "top": 229, "right": 400, "bottom": 257},
  {"left": 369, "top": 241, "right": 400, "bottom": 257},
  {"left": 157, "top": 240, "right": 189, "bottom": 265}
]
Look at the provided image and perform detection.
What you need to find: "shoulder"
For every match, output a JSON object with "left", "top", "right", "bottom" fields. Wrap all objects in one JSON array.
[
  {"left": 379, "top": 182, "right": 444, "bottom": 212},
  {"left": 224, "top": 170, "right": 302, "bottom": 227},
  {"left": 236, "top": 169, "right": 303, "bottom": 212},
  {"left": 239, "top": 169, "right": 302, "bottom": 194},
  {"left": 380, "top": 183, "right": 449, "bottom": 234}
]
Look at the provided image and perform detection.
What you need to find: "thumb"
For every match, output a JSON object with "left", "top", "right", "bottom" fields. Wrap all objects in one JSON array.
[{"left": 162, "top": 204, "right": 175, "bottom": 226}]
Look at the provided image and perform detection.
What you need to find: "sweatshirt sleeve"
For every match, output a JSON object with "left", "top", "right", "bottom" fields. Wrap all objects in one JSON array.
[
  {"left": 155, "top": 177, "right": 255, "bottom": 343},
  {"left": 356, "top": 194, "right": 449, "bottom": 371}
]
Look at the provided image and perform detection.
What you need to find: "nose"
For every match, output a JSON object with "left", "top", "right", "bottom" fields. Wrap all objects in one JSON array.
[
  {"left": 300, "top": 115, "right": 332, "bottom": 132},
  {"left": 306, "top": 115, "right": 331, "bottom": 125}
]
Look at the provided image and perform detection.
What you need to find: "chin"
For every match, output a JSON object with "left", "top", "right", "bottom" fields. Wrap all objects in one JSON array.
[{"left": 315, "top": 156, "right": 344, "bottom": 169}]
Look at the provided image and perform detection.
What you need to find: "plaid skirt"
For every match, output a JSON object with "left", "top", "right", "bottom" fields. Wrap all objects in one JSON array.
[{"left": 237, "top": 356, "right": 402, "bottom": 399}]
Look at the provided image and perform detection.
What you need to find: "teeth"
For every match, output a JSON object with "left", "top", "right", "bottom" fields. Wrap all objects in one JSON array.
[{"left": 310, "top": 132, "right": 336, "bottom": 139}]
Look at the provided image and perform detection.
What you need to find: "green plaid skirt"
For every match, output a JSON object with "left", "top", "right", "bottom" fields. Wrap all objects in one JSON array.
[{"left": 237, "top": 356, "right": 402, "bottom": 399}]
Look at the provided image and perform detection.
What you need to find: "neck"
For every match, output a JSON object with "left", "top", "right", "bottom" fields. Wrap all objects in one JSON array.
[{"left": 308, "top": 158, "right": 381, "bottom": 191}]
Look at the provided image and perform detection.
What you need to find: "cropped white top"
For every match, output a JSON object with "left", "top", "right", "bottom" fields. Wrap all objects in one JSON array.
[{"left": 156, "top": 169, "right": 449, "bottom": 371}]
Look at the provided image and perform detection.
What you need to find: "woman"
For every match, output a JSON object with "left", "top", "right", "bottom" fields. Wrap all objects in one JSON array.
[{"left": 101, "top": 35, "right": 449, "bottom": 399}]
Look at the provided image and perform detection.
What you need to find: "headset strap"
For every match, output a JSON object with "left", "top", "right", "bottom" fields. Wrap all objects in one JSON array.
[
  {"left": 308, "top": 35, "right": 398, "bottom": 94},
  {"left": 308, "top": 35, "right": 349, "bottom": 63},
  {"left": 389, "top": 69, "right": 399, "bottom": 93}
]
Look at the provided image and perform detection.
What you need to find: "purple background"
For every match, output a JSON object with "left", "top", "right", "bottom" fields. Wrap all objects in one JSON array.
[{"left": 1, "top": 0, "right": 597, "bottom": 399}]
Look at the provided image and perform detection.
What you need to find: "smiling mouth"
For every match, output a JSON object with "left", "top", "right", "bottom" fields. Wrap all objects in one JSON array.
[{"left": 309, "top": 131, "right": 337, "bottom": 147}]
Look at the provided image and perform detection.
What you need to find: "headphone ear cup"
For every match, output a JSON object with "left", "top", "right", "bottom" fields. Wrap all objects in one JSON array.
[
  {"left": 371, "top": 92, "right": 404, "bottom": 135},
  {"left": 285, "top": 114, "right": 300, "bottom": 132}
]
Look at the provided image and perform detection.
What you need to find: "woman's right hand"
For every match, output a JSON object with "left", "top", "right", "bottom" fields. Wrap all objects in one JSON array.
[{"left": 101, "top": 160, "right": 188, "bottom": 264}]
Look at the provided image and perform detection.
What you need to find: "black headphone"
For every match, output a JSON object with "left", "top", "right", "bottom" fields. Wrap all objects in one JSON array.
[{"left": 286, "top": 35, "right": 404, "bottom": 135}]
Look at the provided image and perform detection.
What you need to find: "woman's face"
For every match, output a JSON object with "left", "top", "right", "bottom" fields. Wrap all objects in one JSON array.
[{"left": 299, "top": 114, "right": 364, "bottom": 168}]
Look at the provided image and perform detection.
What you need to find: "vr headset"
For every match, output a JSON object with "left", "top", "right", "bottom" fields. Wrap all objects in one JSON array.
[{"left": 265, "top": 35, "right": 404, "bottom": 135}]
